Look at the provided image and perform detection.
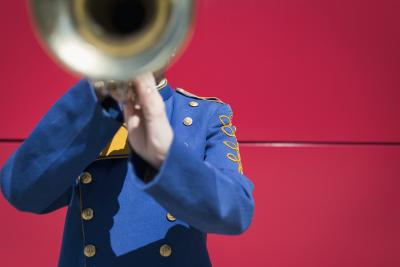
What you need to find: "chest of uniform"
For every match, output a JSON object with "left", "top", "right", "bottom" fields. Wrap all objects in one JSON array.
[{"left": 96, "top": 97, "right": 210, "bottom": 162}]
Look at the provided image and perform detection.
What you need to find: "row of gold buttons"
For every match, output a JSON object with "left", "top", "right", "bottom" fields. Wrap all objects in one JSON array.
[
  {"left": 182, "top": 101, "right": 199, "bottom": 126},
  {"left": 160, "top": 212, "right": 177, "bottom": 257},
  {"left": 157, "top": 100, "right": 198, "bottom": 257},
  {"left": 79, "top": 172, "right": 179, "bottom": 258},
  {"left": 78, "top": 172, "right": 97, "bottom": 258},
  {"left": 158, "top": 100, "right": 198, "bottom": 257}
]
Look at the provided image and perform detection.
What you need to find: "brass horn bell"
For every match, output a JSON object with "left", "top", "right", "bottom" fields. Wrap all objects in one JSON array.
[{"left": 30, "top": 0, "right": 194, "bottom": 94}]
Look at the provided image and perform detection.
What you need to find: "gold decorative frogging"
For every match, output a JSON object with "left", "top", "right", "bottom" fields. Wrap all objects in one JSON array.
[{"left": 218, "top": 115, "right": 243, "bottom": 174}]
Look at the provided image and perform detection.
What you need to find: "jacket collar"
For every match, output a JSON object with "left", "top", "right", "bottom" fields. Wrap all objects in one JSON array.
[{"left": 157, "top": 79, "right": 174, "bottom": 101}]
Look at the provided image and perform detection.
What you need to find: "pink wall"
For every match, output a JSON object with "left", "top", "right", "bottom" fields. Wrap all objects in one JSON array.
[{"left": 1, "top": 0, "right": 399, "bottom": 266}]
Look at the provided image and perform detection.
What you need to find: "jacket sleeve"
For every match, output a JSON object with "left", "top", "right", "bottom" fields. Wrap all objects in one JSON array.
[
  {"left": 0, "top": 79, "right": 123, "bottom": 214},
  {"left": 129, "top": 103, "right": 255, "bottom": 235}
]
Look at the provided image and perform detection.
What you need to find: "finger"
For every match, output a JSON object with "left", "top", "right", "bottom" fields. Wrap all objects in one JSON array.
[
  {"left": 124, "top": 102, "right": 142, "bottom": 130},
  {"left": 122, "top": 90, "right": 140, "bottom": 127},
  {"left": 107, "top": 81, "right": 126, "bottom": 103},
  {"left": 134, "top": 73, "right": 165, "bottom": 119},
  {"left": 123, "top": 90, "right": 134, "bottom": 118}
]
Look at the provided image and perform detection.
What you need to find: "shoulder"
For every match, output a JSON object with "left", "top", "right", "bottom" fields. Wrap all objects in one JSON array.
[
  {"left": 175, "top": 88, "right": 225, "bottom": 104},
  {"left": 173, "top": 87, "right": 234, "bottom": 118}
]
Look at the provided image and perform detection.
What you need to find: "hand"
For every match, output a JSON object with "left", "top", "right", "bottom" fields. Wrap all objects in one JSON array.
[
  {"left": 91, "top": 80, "right": 131, "bottom": 103},
  {"left": 123, "top": 72, "right": 174, "bottom": 169}
]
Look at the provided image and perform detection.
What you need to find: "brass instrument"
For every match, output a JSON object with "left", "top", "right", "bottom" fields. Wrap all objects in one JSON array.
[{"left": 29, "top": 0, "right": 195, "bottom": 98}]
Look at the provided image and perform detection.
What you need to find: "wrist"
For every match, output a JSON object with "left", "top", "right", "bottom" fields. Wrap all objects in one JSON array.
[{"left": 152, "top": 131, "right": 174, "bottom": 169}]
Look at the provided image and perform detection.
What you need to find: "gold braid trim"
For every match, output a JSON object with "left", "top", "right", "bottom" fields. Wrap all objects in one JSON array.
[
  {"left": 219, "top": 115, "right": 243, "bottom": 174},
  {"left": 176, "top": 88, "right": 225, "bottom": 103}
]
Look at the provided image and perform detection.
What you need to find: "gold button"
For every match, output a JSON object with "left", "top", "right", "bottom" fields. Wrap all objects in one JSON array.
[
  {"left": 166, "top": 212, "right": 176, "bottom": 222},
  {"left": 183, "top": 117, "right": 193, "bottom": 126},
  {"left": 79, "top": 172, "right": 93, "bottom": 184},
  {"left": 159, "top": 244, "right": 172, "bottom": 257},
  {"left": 82, "top": 208, "right": 94, "bottom": 221},
  {"left": 84, "top": 244, "right": 96, "bottom": 257},
  {"left": 189, "top": 101, "right": 199, "bottom": 107}
]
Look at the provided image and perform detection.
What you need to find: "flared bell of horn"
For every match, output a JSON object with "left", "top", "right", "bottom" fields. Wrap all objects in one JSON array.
[{"left": 30, "top": 0, "right": 194, "bottom": 80}]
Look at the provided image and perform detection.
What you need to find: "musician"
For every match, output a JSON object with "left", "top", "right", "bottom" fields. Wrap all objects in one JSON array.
[{"left": 0, "top": 72, "right": 254, "bottom": 266}]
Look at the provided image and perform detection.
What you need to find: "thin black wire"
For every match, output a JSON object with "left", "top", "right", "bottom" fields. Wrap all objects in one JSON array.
[{"left": 0, "top": 139, "right": 25, "bottom": 143}]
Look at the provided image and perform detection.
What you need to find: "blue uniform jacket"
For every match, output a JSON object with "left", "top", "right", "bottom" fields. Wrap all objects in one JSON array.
[{"left": 0, "top": 79, "right": 255, "bottom": 267}]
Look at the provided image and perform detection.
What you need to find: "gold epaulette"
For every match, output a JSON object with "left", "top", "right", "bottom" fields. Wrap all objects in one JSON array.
[{"left": 176, "top": 88, "right": 224, "bottom": 104}]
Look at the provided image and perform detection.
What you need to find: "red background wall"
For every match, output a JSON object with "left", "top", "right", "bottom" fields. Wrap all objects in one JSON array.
[{"left": 1, "top": 0, "right": 400, "bottom": 266}]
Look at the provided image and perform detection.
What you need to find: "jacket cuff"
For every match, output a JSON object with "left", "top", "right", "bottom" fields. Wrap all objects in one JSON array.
[
  {"left": 129, "top": 151, "right": 158, "bottom": 184},
  {"left": 128, "top": 134, "right": 190, "bottom": 191}
]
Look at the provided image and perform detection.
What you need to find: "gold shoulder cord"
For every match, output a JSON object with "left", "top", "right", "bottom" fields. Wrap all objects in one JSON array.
[{"left": 219, "top": 115, "right": 243, "bottom": 174}]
